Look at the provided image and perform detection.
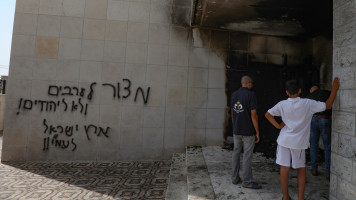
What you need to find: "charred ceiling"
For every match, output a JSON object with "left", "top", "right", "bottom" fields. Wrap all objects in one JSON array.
[{"left": 192, "top": 0, "right": 332, "bottom": 38}]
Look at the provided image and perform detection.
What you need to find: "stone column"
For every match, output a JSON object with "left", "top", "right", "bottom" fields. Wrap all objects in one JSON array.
[{"left": 331, "top": 0, "right": 356, "bottom": 199}]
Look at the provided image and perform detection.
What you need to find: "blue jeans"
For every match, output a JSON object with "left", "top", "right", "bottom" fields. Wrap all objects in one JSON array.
[
  {"left": 310, "top": 116, "right": 331, "bottom": 173},
  {"left": 232, "top": 135, "right": 255, "bottom": 186}
]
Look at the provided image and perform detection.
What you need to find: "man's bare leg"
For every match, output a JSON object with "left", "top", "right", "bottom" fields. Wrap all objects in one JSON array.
[
  {"left": 297, "top": 167, "right": 306, "bottom": 200},
  {"left": 280, "top": 166, "right": 290, "bottom": 200}
]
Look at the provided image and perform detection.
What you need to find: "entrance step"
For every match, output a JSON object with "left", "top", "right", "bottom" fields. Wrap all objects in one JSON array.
[
  {"left": 186, "top": 146, "right": 215, "bottom": 200},
  {"left": 166, "top": 153, "right": 188, "bottom": 200},
  {"left": 166, "top": 146, "right": 216, "bottom": 200}
]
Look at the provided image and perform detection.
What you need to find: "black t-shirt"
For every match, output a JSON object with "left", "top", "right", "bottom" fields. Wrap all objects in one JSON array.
[
  {"left": 230, "top": 87, "right": 258, "bottom": 136},
  {"left": 306, "top": 89, "right": 331, "bottom": 116}
]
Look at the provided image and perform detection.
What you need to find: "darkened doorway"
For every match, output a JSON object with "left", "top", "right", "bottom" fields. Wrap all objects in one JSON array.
[{"left": 225, "top": 54, "right": 316, "bottom": 158}]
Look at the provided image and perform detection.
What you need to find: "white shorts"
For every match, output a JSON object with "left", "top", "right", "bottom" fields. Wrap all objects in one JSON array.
[{"left": 276, "top": 145, "right": 305, "bottom": 169}]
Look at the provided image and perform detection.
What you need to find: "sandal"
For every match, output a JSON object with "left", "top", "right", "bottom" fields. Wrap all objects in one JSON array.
[{"left": 242, "top": 182, "right": 262, "bottom": 189}]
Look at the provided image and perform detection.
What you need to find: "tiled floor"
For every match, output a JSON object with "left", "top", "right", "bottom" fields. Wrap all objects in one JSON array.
[
  {"left": 0, "top": 133, "right": 170, "bottom": 200},
  {"left": 0, "top": 161, "right": 170, "bottom": 200}
]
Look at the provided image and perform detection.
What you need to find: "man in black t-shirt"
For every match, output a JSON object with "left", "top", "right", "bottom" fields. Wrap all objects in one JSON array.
[
  {"left": 230, "top": 75, "right": 261, "bottom": 189},
  {"left": 306, "top": 86, "right": 332, "bottom": 180}
]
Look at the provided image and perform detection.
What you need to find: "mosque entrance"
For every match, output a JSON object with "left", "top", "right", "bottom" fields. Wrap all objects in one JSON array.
[{"left": 225, "top": 55, "right": 316, "bottom": 157}]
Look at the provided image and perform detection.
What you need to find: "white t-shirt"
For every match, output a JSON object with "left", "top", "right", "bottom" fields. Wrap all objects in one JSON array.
[{"left": 267, "top": 97, "right": 326, "bottom": 149}]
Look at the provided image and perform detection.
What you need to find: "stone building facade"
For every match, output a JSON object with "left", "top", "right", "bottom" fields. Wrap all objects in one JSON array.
[{"left": 2, "top": 0, "right": 356, "bottom": 198}]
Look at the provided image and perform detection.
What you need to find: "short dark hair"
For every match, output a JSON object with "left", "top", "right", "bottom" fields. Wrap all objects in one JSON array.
[{"left": 285, "top": 80, "right": 299, "bottom": 95}]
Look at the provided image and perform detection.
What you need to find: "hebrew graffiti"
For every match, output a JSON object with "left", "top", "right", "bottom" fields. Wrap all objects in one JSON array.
[{"left": 15, "top": 78, "right": 151, "bottom": 153}]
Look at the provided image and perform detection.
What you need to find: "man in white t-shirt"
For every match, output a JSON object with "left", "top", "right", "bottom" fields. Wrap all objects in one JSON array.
[{"left": 265, "top": 77, "right": 340, "bottom": 200}]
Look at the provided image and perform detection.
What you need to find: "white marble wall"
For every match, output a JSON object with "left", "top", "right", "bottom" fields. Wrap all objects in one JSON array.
[
  {"left": 2, "top": 0, "right": 226, "bottom": 161},
  {"left": 331, "top": 0, "right": 356, "bottom": 199}
]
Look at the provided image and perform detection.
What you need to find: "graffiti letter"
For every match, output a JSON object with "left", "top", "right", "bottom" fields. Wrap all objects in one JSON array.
[
  {"left": 48, "top": 85, "right": 61, "bottom": 96},
  {"left": 134, "top": 87, "right": 150, "bottom": 104},
  {"left": 98, "top": 127, "right": 110, "bottom": 138},
  {"left": 71, "top": 138, "right": 77, "bottom": 151},
  {"left": 123, "top": 79, "right": 131, "bottom": 98},
  {"left": 87, "top": 82, "right": 97, "bottom": 100},
  {"left": 23, "top": 100, "right": 33, "bottom": 110}
]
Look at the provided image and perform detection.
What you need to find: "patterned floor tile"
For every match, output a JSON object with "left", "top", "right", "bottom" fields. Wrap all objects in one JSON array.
[{"left": 0, "top": 160, "right": 170, "bottom": 200}]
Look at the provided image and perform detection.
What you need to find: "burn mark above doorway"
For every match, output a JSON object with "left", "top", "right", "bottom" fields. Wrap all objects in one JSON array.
[{"left": 192, "top": 0, "right": 332, "bottom": 37}]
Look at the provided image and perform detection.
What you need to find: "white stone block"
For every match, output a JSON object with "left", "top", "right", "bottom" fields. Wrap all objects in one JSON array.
[
  {"left": 5, "top": 79, "right": 32, "bottom": 100},
  {"left": 83, "top": 19, "right": 106, "bottom": 40},
  {"left": 9, "top": 57, "right": 35, "bottom": 80},
  {"left": 146, "top": 86, "right": 166, "bottom": 107},
  {"left": 57, "top": 60, "right": 80, "bottom": 81},
  {"left": 33, "top": 58, "right": 57, "bottom": 80},
  {"left": 60, "top": 17, "right": 84, "bottom": 38},
  {"left": 39, "top": 0, "right": 63, "bottom": 15},
  {"left": 206, "top": 108, "right": 225, "bottom": 129},
  {"left": 185, "top": 108, "right": 207, "bottom": 129},
  {"left": 128, "top": 2, "right": 150, "bottom": 22},
  {"left": 208, "top": 69, "right": 225, "bottom": 89},
  {"left": 206, "top": 129, "right": 224, "bottom": 145},
  {"left": 168, "top": 46, "right": 189, "bottom": 66},
  {"left": 166, "top": 87, "right": 187, "bottom": 106},
  {"left": 150, "top": 4, "right": 171, "bottom": 24},
  {"left": 124, "top": 63, "right": 147, "bottom": 84},
  {"left": 146, "top": 65, "right": 167, "bottom": 85},
  {"left": 167, "top": 66, "right": 188, "bottom": 86},
  {"left": 337, "top": 178, "right": 356, "bottom": 200},
  {"left": 143, "top": 128, "right": 164, "bottom": 149},
  {"left": 188, "top": 68, "right": 208, "bottom": 88},
  {"left": 105, "top": 20, "right": 128, "bottom": 42},
  {"left": 334, "top": 21, "right": 356, "bottom": 49},
  {"left": 37, "top": 15, "right": 61, "bottom": 37},
  {"left": 79, "top": 104, "right": 100, "bottom": 124},
  {"left": 16, "top": 0, "right": 40, "bottom": 14},
  {"left": 208, "top": 89, "right": 226, "bottom": 108},
  {"left": 118, "top": 147, "right": 144, "bottom": 160},
  {"left": 331, "top": 153, "right": 353, "bottom": 182},
  {"left": 209, "top": 50, "right": 226, "bottom": 69},
  {"left": 333, "top": 111, "right": 356, "bottom": 136},
  {"left": 79, "top": 61, "right": 102, "bottom": 82},
  {"left": 30, "top": 79, "right": 56, "bottom": 99},
  {"left": 331, "top": 131, "right": 339, "bottom": 154},
  {"left": 143, "top": 107, "right": 165, "bottom": 128},
  {"left": 11, "top": 35, "right": 36, "bottom": 56},
  {"left": 185, "top": 128, "right": 206, "bottom": 146},
  {"left": 126, "top": 43, "right": 148, "bottom": 64},
  {"left": 164, "top": 128, "right": 185, "bottom": 149},
  {"left": 120, "top": 126, "right": 142, "bottom": 148},
  {"left": 334, "top": 44, "right": 356, "bottom": 69},
  {"left": 121, "top": 106, "right": 143, "bottom": 128},
  {"left": 81, "top": 40, "right": 104, "bottom": 61},
  {"left": 13, "top": 13, "right": 38, "bottom": 35},
  {"left": 338, "top": 133, "right": 356, "bottom": 158},
  {"left": 165, "top": 107, "right": 186, "bottom": 128},
  {"left": 85, "top": 0, "right": 107, "bottom": 19},
  {"left": 100, "top": 105, "right": 121, "bottom": 126},
  {"left": 59, "top": 38, "right": 82, "bottom": 60},
  {"left": 148, "top": 44, "right": 169, "bottom": 65},
  {"left": 107, "top": 0, "right": 129, "bottom": 21},
  {"left": 149, "top": 24, "right": 170, "bottom": 44},
  {"left": 151, "top": 0, "right": 173, "bottom": 5},
  {"left": 103, "top": 41, "right": 126, "bottom": 63},
  {"left": 170, "top": 26, "right": 190, "bottom": 46},
  {"left": 101, "top": 62, "right": 125, "bottom": 82},
  {"left": 187, "top": 88, "right": 207, "bottom": 108},
  {"left": 329, "top": 172, "right": 337, "bottom": 197},
  {"left": 127, "top": 22, "right": 149, "bottom": 43},
  {"left": 333, "top": 67, "right": 356, "bottom": 89},
  {"left": 189, "top": 47, "right": 210, "bottom": 67},
  {"left": 62, "top": 0, "right": 85, "bottom": 17}
]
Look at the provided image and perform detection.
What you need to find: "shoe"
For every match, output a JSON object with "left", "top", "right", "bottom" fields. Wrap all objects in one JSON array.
[
  {"left": 242, "top": 182, "right": 262, "bottom": 189},
  {"left": 311, "top": 169, "right": 318, "bottom": 176},
  {"left": 232, "top": 179, "right": 240, "bottom": 185},
  {"left": 281, "top": 195, "right": 292, "bottom": 200},
  {"left": 326, "top": 173, "right": 330, "bottom": 180}
]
